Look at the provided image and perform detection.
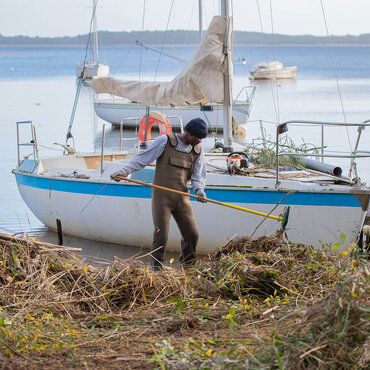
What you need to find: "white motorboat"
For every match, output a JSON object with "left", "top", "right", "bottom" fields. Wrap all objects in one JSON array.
[
  {"left": 76, "top": 0, "right": 109, "bottom": 79},
  {"left": 13, "top": 5, "right": 370, "bottom": 255},
  {"left": 250, "top": 61, "right": 297, "bottom": 80}
]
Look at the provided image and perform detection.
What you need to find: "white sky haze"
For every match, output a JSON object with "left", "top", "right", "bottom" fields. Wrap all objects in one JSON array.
[{"left": 1, "top": 0, "right": 369, "bottom": 38}]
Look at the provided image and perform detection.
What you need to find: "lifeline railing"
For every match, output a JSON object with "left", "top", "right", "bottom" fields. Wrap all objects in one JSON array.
[
  {"left": 233, "top": 85, "right": 256, "bottom": 104},
  {"left": 274, "top": 120, "right": 370, "bottom": 187},
  {"left": 16, "top": 121, "right": 39, "bottom": 166}
]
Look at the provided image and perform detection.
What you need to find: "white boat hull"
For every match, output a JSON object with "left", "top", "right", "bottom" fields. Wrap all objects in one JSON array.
[
  {"left": 250, "top": 61, "right": 297, "bottom": 80},
  {"left": 14, "top": 169, "right": 368, "bottom": 254},
  {"left": 94, "top": 99, "right": 252, "bottom": 129},
  {"left": 250, "top": 66, "right": 297, "bottom": 80}
]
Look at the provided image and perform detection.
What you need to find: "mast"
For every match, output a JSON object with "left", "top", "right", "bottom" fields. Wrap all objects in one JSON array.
[
  {"left": 221, "top": 0, "right": 233, "bottom": 152},
  {"left": 199, "top": 0, "right": 203, "bottom": 40},
  {"left": 92, "top": 0, "right": 98, "bottom": 62}
]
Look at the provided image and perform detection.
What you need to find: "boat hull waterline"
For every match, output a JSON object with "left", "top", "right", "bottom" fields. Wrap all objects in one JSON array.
[{"left": 14, "top": 171, "right": 367, "bottom": 254}]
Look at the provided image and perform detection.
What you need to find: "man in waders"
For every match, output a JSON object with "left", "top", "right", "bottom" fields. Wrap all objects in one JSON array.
[{"left": 111, "top": 118, "right": 208, "bottom": 270}]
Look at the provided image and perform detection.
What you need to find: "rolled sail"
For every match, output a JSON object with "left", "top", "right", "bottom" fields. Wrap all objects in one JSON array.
[{"left": 91, "top": 16, "right": 231, "bottom": 107}]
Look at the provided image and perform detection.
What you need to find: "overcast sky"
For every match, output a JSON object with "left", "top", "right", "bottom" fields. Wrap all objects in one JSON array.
[{"left": 1, "top": 0, "right": 369, "bottom": 37}]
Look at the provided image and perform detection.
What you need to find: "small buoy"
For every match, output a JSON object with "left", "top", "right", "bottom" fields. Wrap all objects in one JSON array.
[{"left": 9, "top": 67, "right": 14, "bottom": 71}]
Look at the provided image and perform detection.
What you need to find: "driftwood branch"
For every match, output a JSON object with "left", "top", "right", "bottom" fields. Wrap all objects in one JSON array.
[{"left": 0, "top": 232, "right": 81, "bottom": 252}]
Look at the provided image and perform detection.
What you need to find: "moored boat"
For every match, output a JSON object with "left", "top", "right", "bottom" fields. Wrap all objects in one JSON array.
[
  {"left": 250, "top": 61, "right": 297, "bottom": 80},
  {"left": 13, "top": 117, "right": 370, "bottom": 253},
  {"left": 76, "top": 0, "right": 109, "bottom": 79},
  {"left": 93, "top": 92, "right": 255, "bottom": 130},
  {"left": 13, "top": 3, "right": 370, "bottom": 255}
]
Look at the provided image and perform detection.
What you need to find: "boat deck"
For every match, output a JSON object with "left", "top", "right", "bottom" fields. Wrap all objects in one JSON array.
[{"left": 31, "top": 152, "right": 359, "bottom": 193}]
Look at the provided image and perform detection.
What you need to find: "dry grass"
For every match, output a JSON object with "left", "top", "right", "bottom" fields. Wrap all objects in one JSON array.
[{"left": 0, "top": 233, "right": 368, "bottom": 369}]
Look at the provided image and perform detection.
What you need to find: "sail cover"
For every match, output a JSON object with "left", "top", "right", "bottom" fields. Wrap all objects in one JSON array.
[{"left": 91, "top": 16, "right": 231, "bottom": 106}]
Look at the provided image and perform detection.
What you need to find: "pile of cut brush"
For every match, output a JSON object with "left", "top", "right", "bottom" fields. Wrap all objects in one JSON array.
[{"left": 0, "top": 232, "right": 368, "bottom": 369}]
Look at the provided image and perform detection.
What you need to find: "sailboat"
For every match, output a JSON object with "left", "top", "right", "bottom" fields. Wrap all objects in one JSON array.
[
  {"left": 92, "top": 0, "right": 254, "bottom": 130},
  {"left": 93, "top": 91, "right": 255, "bottom": 131},
  {"left": 13, "top": 1, "right": 370, "bottom": 254},
  {"left": 76, "top": 0, "right": 109, "bottom": 79}
]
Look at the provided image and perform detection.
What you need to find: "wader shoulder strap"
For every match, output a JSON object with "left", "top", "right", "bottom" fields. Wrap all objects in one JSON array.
[
  {"left": 166, "top": 133, "right": 200, "bottom": 156},
  {"left": 167, "top": 133, "right": 178, "bottom": 147},
  {"left": 193, "top": 144, "right": 201, "bottom": 154}
]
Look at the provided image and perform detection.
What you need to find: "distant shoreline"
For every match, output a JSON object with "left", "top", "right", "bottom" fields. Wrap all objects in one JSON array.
[
  {"left": 1, "top": 30, "right": 370, "bottom": 47},
  {"left": 1, "top": 43, "right": 370, "bottom": 47}
]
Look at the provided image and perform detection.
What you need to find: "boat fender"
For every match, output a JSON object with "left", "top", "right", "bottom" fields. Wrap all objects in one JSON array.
[
  {"left": 138, "top": 112, "right": 172, "bottom": 142},
  {"left": 226, "top": 152, "right": 249, "bottom": 175}
]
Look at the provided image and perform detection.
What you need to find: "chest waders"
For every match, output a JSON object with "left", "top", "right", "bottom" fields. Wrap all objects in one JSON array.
[{"left": 151, "top": 134, "right": 201, "bottom": 268}]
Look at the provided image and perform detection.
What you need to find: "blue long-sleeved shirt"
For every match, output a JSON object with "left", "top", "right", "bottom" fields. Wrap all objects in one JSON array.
[{"left": 121, "top": 134, "right": 206, "bottom": 191}]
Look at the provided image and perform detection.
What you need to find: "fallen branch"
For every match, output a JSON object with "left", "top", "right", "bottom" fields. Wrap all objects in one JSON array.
[{"left": 0, "top": 232, "right": 81, "bottom": 252}]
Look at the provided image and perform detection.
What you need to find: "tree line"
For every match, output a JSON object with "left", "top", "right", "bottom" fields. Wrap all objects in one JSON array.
[{"left": 1, "top": 30, "right": 370, "bottom": 45}]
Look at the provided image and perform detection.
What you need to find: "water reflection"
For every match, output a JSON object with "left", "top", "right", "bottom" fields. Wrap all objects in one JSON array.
[{"left": 251, "top": 78, "right": 298, "bottom": 89}]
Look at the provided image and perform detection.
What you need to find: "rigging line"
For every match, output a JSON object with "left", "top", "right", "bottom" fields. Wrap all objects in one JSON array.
[
  {"left": 231, "top": 0, "right": 234, "bottom": 56},
  {"left": 153, "top": 0, "right": 175, "bottom": 85},
  {"left": 80, "top": 179, "right": 113, "bottom": 214},
  {"left": 249, "top": 191, "right": 295, "bottom": 239},
  {"left": 230, "top": 0, "right": 244, "bottom": 62},
  {"left": 320, "top": 0, "right": 352, "bottom": 152},
  {"left": 268, "top": 0, "right": 280, "bottom": 124},
  {"left": 256, "top": 0, "right": 280, "bottom": 125},
  {"left": 136, "top": 0, "right": 146, "bottom": 105},
  {"left": 200, "top": 111, "right": 218, "bottom": 137},
  {"left": 65, "top": 77, "right": 83, "bottom": 147},
  {"left": 184, "top": 0, "right": 197, "bottom": 45},
  {"left": 66, "top": 0, "right": 98, "bottom": 148}
]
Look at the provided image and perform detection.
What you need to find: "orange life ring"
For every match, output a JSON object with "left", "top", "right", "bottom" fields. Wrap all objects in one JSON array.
[{"left": 138, "top": 112, "right": 172, "bottom": 142}]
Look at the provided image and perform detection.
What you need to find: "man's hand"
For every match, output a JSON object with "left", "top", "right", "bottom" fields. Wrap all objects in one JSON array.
[
  {"left": 110, "top": 170, "right": 128, "bottom": 182},
  {"left": 195, "top": 188, "right": 207, "bottom": 203}
]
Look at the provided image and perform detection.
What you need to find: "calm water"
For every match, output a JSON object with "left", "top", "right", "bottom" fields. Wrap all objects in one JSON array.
[{"left": 1, "top": 45, "right": 369, "bottom": 258}]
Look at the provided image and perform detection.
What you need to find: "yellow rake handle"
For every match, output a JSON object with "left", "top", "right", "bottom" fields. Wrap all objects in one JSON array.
[{"left": 116, "top": 175, "right": 283, "bottom": 222}]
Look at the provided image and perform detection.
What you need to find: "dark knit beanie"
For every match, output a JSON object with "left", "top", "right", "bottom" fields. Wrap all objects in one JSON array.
[{"left": 185, "top": 118, "right": 208, "bottom": 138}]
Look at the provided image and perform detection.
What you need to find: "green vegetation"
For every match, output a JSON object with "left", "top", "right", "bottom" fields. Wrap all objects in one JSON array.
[
  {"left": 0, "top": 234, "right": 368, "bottom": 368},
  {"left": 246, "top": 135, "right": 324, "bottom": 170}
]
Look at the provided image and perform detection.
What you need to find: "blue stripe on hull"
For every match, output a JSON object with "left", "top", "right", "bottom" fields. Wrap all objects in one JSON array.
[{"left": 15, "top": 173, "right": 362, "bottom": 208}]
